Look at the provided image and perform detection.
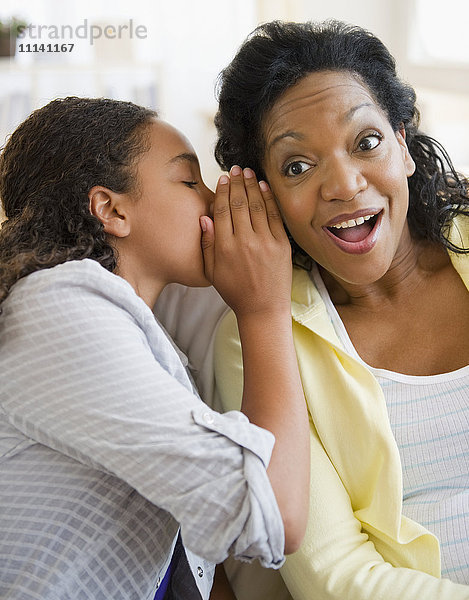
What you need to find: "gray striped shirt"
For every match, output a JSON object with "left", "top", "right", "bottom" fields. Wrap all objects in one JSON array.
[{"left": 0, "top": 259, "right": 284, "bottom": 599}]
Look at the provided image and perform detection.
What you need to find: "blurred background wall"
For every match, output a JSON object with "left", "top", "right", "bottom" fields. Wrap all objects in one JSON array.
[{"left": 0, "top": 0, "right": 468, "bottom": 210}]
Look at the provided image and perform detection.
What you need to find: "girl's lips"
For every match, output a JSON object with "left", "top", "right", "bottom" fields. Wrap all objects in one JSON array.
[{"left": 323, "top": 210, "right": 383, "bottom": 254}]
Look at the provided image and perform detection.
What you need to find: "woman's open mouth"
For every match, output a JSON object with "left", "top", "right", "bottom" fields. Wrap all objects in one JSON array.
[{"left": 323, "top": 210, "right": 383, "bottom": 254}]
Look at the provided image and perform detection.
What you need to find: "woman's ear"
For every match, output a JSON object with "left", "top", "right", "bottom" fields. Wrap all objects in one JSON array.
[
  {"left": 396, "top": 126, "right": 416, "bottom": 178},
  {"left": 88, "top": 186, "right": 131, "bottom": 237}
]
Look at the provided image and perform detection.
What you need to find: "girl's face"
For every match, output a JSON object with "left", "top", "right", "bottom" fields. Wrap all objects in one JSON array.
[
  {"left": 262, "top": 70, "right": 416, "bottom": 286},
  {"left": 119, "top": 119, "right": 214, "bottom": 293}
]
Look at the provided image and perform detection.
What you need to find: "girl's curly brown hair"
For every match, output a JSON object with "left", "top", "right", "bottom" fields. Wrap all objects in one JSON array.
[{"left": 0, "top": 96, "right": 157, "bottom": 303}]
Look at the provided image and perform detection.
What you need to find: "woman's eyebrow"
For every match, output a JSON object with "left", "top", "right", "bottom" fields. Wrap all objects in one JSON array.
[
  {"left": 166, "top": 152, "right": 199, "bottom": 166},
  {"left": 268, "top": 131, "right": 305, "bottom": 151},
  {"left": 343, "top": 102, "right": 375, "bottom": 122},
  {"left": 267, "top": 103, "right": 377, "bottom": 151}
]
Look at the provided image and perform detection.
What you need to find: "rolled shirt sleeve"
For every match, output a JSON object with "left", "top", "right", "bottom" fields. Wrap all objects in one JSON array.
[{"left": 0, "top": 260, "right": 284, "bottom": 569}]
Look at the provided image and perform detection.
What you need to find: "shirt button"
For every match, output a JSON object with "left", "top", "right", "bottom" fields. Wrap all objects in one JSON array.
[
  {"left": 202, "top": 411, "right": 215, "bottom": 425},
  {"left": 197, "top": 566, "right": 204, "bottom": 577},
  {"left": 156, "top": 577, "right": 161, "bottom": 588}
]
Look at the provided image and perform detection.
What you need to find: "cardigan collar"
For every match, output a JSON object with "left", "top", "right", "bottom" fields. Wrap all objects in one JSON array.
[{"left": 287, "top": 219, "right": 467, "bottom": 569}]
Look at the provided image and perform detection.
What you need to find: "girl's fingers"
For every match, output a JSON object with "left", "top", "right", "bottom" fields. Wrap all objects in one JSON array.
[
  {"left": 212, "top": 169, "right": 285, "bottom": 243},
  {"left": 243, "top": 168, "right": 269, "bottom": 233},
  {"left": 200, "top": 216, "right": 215, "bottom": 281},
  {"left": 213, "top": 174, "right": 233, "bottom": 236},
  {"left": 259, "top": 180, "right": 286, "bottom": 240},
  {"left": 229, "top": 166, "right": 254, "bottom": 234}
]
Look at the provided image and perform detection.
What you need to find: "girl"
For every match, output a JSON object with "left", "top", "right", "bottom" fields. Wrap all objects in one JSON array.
[{"left": 0, "top": 97, "right": 310, "bottom": 599}]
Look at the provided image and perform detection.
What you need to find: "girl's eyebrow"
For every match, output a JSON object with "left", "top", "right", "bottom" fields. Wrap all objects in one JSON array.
[{"left": 167, "top": 152, "right": 199, "bottom": 166}]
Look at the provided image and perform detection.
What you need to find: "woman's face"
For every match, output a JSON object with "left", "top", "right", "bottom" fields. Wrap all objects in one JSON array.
[
  {"left": 262, "top": 70, "right": 416, "bottom": 286},
  {"left": 121, "top": 119, "right": 214, "bottom": 290}
]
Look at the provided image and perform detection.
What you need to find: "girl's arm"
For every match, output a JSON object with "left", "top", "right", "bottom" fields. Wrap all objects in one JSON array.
[
  {"left": 0, "top": 260, "right": 283, "bottom": 568},
  {"left": 201, "top": 168, "right": 310, "bottom": 553}
]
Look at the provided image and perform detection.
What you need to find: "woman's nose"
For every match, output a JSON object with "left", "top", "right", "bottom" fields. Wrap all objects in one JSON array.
[{"left": 320, "top": 157, "right": 367, "bottom": 202}]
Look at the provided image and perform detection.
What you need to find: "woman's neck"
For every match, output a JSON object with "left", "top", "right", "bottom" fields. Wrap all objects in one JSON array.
[{"left": 320, "top": 236, "right": 450, "bottom": 313}]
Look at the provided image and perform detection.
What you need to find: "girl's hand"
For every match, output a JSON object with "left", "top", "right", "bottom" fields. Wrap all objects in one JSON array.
[
  {"left": 202, "top": 167, "right": 310, "bottom": 554},
  {"left": 200, "top": 166, "right": 292, "bottom": 318}
]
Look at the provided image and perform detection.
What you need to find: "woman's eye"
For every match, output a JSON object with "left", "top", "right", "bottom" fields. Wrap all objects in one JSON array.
[
  {"left": 358, "top": 134, "right": 382, "bottom": 152},
  {"left": 284, "top": 161, "right": 311, "bottom": 177},
  {"left": 183, "top": 181, "right": 198, "bottom": 188}
]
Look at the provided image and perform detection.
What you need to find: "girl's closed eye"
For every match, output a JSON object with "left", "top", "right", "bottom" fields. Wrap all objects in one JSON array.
[{"left": 183, "top": 180, "right": 199, "bottom": 188}]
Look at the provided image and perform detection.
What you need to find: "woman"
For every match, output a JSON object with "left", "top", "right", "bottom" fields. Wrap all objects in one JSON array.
[
  {"left": 0, "top": 97, "right": 310, "bottom": 599},
  {"left": 213, "top": 20, "right": 469, "bottom": 599}
]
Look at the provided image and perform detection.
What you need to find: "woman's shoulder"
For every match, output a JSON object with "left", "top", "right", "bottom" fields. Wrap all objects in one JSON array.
[{"left": 448, "top": 216, "right": 469, "bottom": 288}]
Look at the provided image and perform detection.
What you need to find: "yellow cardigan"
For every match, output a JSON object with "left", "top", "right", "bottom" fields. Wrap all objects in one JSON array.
[{"left": 214, "top": 219, "right": 469, "bottom": 600}]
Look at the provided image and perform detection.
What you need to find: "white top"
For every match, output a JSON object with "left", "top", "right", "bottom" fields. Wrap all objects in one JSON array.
[
  {"left": 312, "top": 264, "right": 469, "bottom": 584},
  {"left": 0, "top": 259, "right": 284, "bottom": 600}
]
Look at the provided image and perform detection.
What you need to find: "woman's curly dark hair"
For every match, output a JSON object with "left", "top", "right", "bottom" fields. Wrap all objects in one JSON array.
[
  {"left": 214, "top": 20, "right": 469, "bottom": 260},
  {"left": 0, "top": 96, "right": 157, "bottom": 303}
]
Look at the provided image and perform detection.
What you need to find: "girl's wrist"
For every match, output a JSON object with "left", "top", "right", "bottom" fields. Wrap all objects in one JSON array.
[{"left": 235, "top": 304, "right": 292, "bottom": 325}]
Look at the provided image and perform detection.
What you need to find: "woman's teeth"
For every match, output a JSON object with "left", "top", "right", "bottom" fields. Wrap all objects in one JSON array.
[
  {"left": 331, "top": 214, "right": 375, "bottom": 229},
  {"left": 325, "top": 210, "right": 382, "bottom": 251}
]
